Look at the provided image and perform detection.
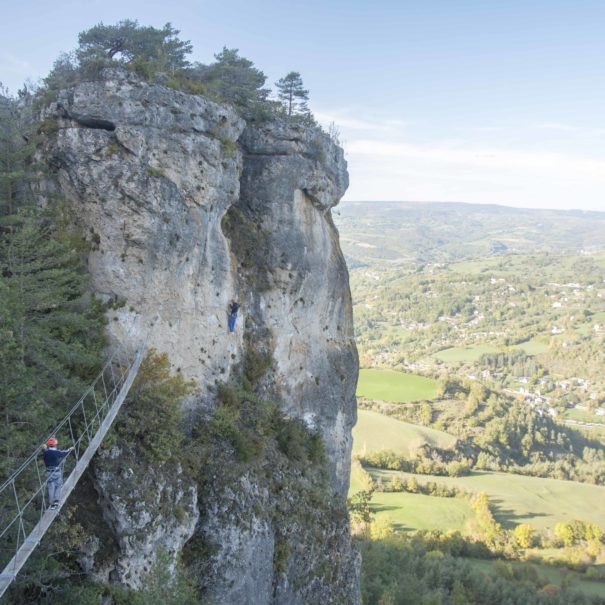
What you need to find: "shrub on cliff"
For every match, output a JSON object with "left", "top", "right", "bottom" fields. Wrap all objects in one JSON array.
[{"left": 110, "top": 350, "right": 194, "bottom": 464}]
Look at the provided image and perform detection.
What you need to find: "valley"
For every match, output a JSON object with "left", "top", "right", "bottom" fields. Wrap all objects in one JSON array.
[{"left": 337, "top": 201, "right": 605, "bottom": 600}]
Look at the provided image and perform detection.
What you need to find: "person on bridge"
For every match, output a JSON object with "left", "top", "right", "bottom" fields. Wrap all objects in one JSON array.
[
  {"left": 41, "top": 438, "right": 73, "bottom": 510},
  {"left": 228, "top": 299, "right": 240, "bottom": 333}
]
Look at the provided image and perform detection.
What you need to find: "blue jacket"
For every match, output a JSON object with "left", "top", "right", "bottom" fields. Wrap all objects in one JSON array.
[{"left": 43, "top": 447, "right": 71, "bottom": 469}]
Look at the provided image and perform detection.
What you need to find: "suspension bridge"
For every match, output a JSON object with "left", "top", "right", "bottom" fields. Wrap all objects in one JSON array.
[{"left": 0, "top": 346, "right": 145, "bottom": 599}]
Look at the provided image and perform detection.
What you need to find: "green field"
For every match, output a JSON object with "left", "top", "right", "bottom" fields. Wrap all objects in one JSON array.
[
  {"left": 467, "top": 558, "right": 605, "bottom": 599},
  {"left": 566, "top": 408, "right": 605, "bottom": 424},
  {"left": 369, "top": 469, "right": 605, "bottom": 531},
  {"left": 371, "top": 491, "right": 474, "bottom": 532},
  {"left": 357, "top": 369, "right": 439, "bottom": 402},
  {"left": 515, "top": 338, "right": 549, "bottom": 355},
  {"left": 352, "top": 409, "right": 456, "bottom": 456},
  {"left": 447, "top": 257, "right": 515, "bottom": 275},
  {"left": 433, "top": 345, "right": 499, "bottom": 363},
  {"left": 433, "top": 339, "right": 549, "bottom": 363}
]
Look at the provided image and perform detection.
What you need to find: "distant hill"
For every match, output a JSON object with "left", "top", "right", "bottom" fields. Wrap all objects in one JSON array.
[{"left": 333, "top": 201, "right": 605, "bottom": 267}]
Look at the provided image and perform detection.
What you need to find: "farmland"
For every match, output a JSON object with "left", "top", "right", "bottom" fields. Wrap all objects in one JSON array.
[
  {"left": 367, "top": 468, "right": 605, "bottom": 531},
  {"left": 352, "top": 409, "right": 456, "bottom": 456},
  {"left": 357, "top": 369, "right": 439, "bottom": 402},
  {"left": 370, "top": 491, "right": 474, "bottom": 532}
]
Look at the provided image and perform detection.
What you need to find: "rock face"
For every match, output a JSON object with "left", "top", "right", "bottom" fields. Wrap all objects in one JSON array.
[{"left": 41, "top": 69, "right": 359, "bottom": 603}]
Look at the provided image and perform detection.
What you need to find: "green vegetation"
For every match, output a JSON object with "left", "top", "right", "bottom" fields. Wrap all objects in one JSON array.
[
  {"left": 39, "top": 20, "right": 324, "bottom": 126},
  {"left": 366, "top": 468, "right": 605, "bottom": 531},
  {"left": 189, "top": 46, "right": 271, "bottom": 114},
  {"left": 517, "top": 338, "right": 550, "bottom": 355},
  {"left": 434, "top": 344, "right": 499, "bottom": 362},
  {"left": 110, "top": 549, "right": 197, "bottom": 605},
  {"left": 341, "top": 203, "right": 605, "bottom": 601},
  {"left": 467, "top": 558, "right": 605, "bottom": 600},
  {"left": 76, "top": 20, "right": 192, "bottom": 73},
  {"left": 275, "top": 71, "right": 310, "bottom": 117},
  {"left": 110, "top": 351, "right": 194, "bottom": 463},
  {"left": 145, "top": 165, "right": 165, "bottom": 178},
  {"left": 352, "top": 410, "right": 456, "bottom": 456},
  {"left": 371, "top": 491, "right": 474, "bottom": 532},
  {"left": 0, "top": 96, "right": 106, "bottom": 475},
  {"left": 359, "top": 377, "right": 605, "bottom": 485},
  {"left": 357, "top": 369, "right": 439, "bottom": 402},
  {"left": 335, "top": 202, "right": 605, "bottom": 268},
  {"left": 356, "top": 532, "right": 605, "bottom": 604}
]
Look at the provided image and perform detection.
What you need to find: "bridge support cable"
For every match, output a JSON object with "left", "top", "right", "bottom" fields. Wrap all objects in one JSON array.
[{"left": 0, "top": 347, "right": 145, "bottom": 599}]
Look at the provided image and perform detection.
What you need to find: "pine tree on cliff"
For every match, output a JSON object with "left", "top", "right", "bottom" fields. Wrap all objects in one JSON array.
[
  {"left": 275, "top": 72, "right": 310, "bottom": 116},
  {"left": 76, "top": 20, "right": 192, "bottom": 73},
  {"left": 194, "top": 47, "right": 270, "bottom": 110}
]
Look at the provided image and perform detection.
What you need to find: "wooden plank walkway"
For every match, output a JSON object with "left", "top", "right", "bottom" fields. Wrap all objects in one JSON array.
[{"left": 0, "top": 349, "right": 144, "bottom": 600}]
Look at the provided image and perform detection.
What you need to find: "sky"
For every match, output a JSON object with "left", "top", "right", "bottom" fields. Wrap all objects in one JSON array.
[{"left": 1, "top": 0, "right": 604, "bottom": 211}]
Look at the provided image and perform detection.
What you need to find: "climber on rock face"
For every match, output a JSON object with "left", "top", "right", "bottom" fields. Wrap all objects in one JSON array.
[{"left": 228, "top": 298, "right": 240, "bottom": 333}]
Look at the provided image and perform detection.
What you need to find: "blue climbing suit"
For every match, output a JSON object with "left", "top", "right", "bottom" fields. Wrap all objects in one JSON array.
[{"left": 228, "top": 302, "right": 240, "bottom": 333}]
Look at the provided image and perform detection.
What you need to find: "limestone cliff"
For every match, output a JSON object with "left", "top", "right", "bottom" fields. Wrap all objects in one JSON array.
[{"left": 40, "top": 68, "right": 359, "bottom": 604}]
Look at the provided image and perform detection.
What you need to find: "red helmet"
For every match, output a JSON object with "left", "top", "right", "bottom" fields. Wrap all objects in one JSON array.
[{"left": 47, "top": 437, "right": 58, "bottom": 447}]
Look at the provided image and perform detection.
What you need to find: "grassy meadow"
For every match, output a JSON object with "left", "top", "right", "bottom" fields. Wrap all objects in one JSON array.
[
  {"left": 433, "top": 338, "right": 549, "bottom": 363},
  {"left": 433, "top": 344, "right": 499, "bottom": 363},
  {"left": 357, "top": 369, "right": 439, "bottom": 402},
  {"left": 515, "top": 338, "right": 550, "bottom": 355},
  {"left": 351, "top": 407, "right": 605, "bottom": 533},
  {"left": 352, "top": 409, "right": 456, "bottom": 456},
  {"left": 368, "top": 468, "right": 605, "bottom": 531},
  {"left": 371, "top": 491, "right": 474, "bottom": 533}
]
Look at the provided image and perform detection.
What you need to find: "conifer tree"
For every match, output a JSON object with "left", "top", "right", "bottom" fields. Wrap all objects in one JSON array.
[
  {"left": 275, "top": 71, "right": 309, "bottom": 117},
  {"left": 77, "top": 20, "right": 192, "bottom": 73},
  {"left": 193, "top": 47, "right": 270, "bottom": 111},
  {"left": 0, "top": 89, "right": 36, "bottom": 221},
  {"left": 0, "top": 97, "right": 105, "bottom": 473}
]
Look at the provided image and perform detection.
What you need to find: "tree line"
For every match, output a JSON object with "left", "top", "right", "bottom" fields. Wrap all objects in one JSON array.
[{"left": 35, "top": 20, "right": 313, "bottom": 122}]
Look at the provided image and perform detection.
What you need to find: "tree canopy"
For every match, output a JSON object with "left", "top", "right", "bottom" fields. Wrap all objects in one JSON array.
[
  {"left": 40, "top": 22, "right": 319, "bottom": 124},
  {"left": 190, "top": 47, "right": 270, "bottom": 111},
  {"left": 275, "top": 71, "right": 309, "bottom": 117},
  {"left": 76, "top": 20, "right": 192, "bottom": 73}
]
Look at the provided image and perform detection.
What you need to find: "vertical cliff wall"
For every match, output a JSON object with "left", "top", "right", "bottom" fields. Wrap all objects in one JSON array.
[{"left": 41, "top": 69, "right": 359, "bottom": 603}]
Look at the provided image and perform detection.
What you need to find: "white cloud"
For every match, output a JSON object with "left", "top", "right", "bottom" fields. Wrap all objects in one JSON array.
[
  {"left": 315, "top": 106, "right": 605, "bottom": 210},
  {"left": 534, "top": 122, "right": 579, "bottom": 132},
  {"left": 314, "top": 109, "right": 412, "bottom": 133},
  {"left": 347, "top": 139, "right": 605, "bottom": 181},
  {"left": 340, "top": 137, "right": 605, "bottom": 210}
]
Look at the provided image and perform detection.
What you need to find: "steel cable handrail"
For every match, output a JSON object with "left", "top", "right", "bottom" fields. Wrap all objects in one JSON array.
[
  {"left": 0, "top": 345, "right": 145, "bottom": 598},
  {"left": 0, "top": 363, "right": 124, "bottom": 541},
  {"left": 0, "top": 349, "right": 123, "bottom": 493}
]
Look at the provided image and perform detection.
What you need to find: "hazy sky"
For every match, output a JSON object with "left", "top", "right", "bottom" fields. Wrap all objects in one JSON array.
[{"left": 2, "top": 0, "right": 604, "bottom": 211}]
